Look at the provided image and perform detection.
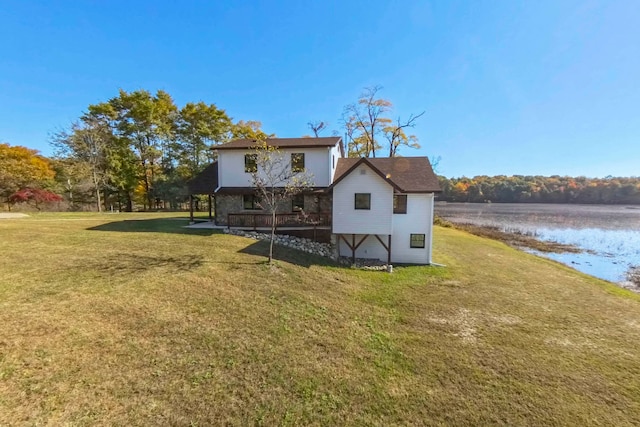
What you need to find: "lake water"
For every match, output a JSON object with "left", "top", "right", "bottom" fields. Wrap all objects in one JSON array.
[{"left": 434, "top": 203, "right": 640, "bottom": 287}]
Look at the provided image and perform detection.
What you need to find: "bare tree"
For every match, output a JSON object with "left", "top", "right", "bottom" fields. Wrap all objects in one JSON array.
[
  {"left": 383, "top": 111, "right": 425, "bottom": 157},
  {"left": 51, "top": 117, "right": 111, "bottom": 212},
  {"left": 307, "top": 121, "right": 328, "bottom": 137},
  {"left": 250, "top": 141, "right": 314, "bottom": 264},
  {"left": 429, "top": 155, "right": 442, "bottom": 173}
]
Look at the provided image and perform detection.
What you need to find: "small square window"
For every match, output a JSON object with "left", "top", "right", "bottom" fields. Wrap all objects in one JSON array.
[
  {"left": 292, "top": 194, "right": 304, "bottom": 212},
  {"left": 243, "top": 194, "right": 261, "bottom": 210},
  {"left": 355, "top": 193, "right": 371, "bottom": 210},
  {"left": 291, "top": 153, "right": 305, "bottom": 172},
  {"left": 394, "top": 195, "right": 407, "bottom": 214},
  {"left": 410, "top": 234, "right": 425, "bottom": 248},
  {"left": 244, "top": 154, "right": 257, "bottom": 173}
]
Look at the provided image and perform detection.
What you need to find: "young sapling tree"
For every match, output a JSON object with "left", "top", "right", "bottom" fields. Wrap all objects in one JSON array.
[{"left": 249, "top": 140, "right": 314, "bottom": 264}]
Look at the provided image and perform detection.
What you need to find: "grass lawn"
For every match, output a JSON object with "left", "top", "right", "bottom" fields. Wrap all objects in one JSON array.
[{"left": 1, "top": 212, "right": 639, "bottom": 425}]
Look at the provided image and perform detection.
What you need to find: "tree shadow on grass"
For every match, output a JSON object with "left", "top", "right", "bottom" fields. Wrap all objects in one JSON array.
[
  {"left": 87, "top": 218, "right": 220, "bottom": 236},
  {"left": 238, "top": 240, "right": 337, "bottom": 268},
  {"left": 72, "top": 253, "right": 205, "bottom": 277}
]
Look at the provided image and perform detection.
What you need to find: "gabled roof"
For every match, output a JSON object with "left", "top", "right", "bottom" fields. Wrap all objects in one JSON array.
[
  {"left": 186, "top": 162, "right": 218, "bottom": 194},
  {"left": 213, "top": 136, "right": 342, "bottom": 150},
  {"left": 331, "top": 157, "right": 441, "bottom": 193}
]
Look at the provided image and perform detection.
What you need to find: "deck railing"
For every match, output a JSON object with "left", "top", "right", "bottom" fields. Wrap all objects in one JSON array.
[{"left": 227, "top": 212, "right": 331, "bottom": 229}]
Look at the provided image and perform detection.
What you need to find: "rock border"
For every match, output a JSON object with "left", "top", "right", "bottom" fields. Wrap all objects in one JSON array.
[
  {"left": 223, "top": 229, "right": 334, "bottom": 259},
  {"left": 223, "top": 229, "right": 393, "bottom": 272}
]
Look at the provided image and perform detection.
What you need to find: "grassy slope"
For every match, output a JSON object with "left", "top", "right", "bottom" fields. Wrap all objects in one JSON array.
[{"left": 0, "top": 213, "right": 639, "bottom": 426}]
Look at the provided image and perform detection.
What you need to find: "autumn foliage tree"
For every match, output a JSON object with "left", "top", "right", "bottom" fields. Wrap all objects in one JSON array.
[
  {"left": 342, "top": 85, "right": 425, "bottom": 158},
  {"left": 8, "top": 188, "right": 63, "bottom": 210},
  {"left": 0, "top": 143, "right": 57, "bottom": 209}
]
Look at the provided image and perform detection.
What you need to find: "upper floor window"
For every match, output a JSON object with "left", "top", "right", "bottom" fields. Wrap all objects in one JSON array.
[
  {"left": 243, "top": 194, "right": 261, "bottom": 210},
  {"left": 393, "top": 195, "right": 407, "bottom": 214},
  {"left": 292, "top": 194, "right": 304, "bottom": 212},
  {"left": 244, "top": 154, "right": 257, "bottom": 173},
  {"left": 354, "top": 193, "right": 371, "bottom": 210},
  {"left": 291, "top": 153, "right": 305, "bottom": 172}
]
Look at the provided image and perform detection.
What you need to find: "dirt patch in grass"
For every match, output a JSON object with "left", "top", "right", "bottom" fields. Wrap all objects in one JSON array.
[{"left": 0, "top": 213, "right": 29, "bottom": 219}]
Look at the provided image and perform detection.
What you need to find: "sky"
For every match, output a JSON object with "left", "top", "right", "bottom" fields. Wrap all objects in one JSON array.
[{"left": 1, "top": 0, "right": 638, "bottom": 178}]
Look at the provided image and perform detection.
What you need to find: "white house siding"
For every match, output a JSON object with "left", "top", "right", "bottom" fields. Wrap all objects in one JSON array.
[
  {"left": 328, "top": 143, "right": 342, "bottom": 182},
  {"left": 332, "top": 164, "right": 393, "bottom": 235},
  {"left": 390, "top": 193, "right": 435, "bottom": 264},
  {"left": 336, "top": 193, "right": 435, "bottom": 264},
  {"left": 217, "top": 147, "right": 334, "bottom": 188}
]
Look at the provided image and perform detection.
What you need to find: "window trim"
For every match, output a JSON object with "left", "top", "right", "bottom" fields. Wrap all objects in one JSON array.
[
  {"left": 410, "top": 234, "right": 426, "bottom": 248},
  {"left": 244, "top": 154, "right": 257, "bottom": 173},
  {"left": 291, "top": 153, "right": 305, "bottom": 173},
  {"left": 354, "top": 193, "right": 371, "bottom": 210},
  {"left": 242, "top": 194, "right": 262, "bottom": 210},
  {"left": 393, "top": 194, "right": 407, "bottom": 214}
]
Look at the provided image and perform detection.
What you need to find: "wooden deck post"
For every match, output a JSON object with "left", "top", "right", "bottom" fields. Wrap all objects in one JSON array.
[
  {"left": 189, "top": 195, "right": 194, "bottom": 224},
  {"left": 352, "top": 234, "right": 356, "bottom": 264},
  {"left": 388, "top": 234, "right": 392, "bottom": 265},
  {"left": 208, "top": 194, "right": 213, "bottom": 222}
]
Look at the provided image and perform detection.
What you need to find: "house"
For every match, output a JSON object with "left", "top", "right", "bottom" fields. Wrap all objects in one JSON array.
[
  {"left": 188, "top": 137, "right": 441, "bottom": 264},
  {"left": 330, "top": 157, "right": 440, "bottom": 264}
]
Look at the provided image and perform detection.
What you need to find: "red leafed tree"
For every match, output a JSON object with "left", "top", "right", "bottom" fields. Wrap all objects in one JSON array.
[{"left": 9, "top": 188, "right": 63, "bottom": 210}]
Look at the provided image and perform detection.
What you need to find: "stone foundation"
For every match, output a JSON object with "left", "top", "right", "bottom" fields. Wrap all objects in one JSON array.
[{"left": 214, "top": 194, "right": 242, "bottom": 225}]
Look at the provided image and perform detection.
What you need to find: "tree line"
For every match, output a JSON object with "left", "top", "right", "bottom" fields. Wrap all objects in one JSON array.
[
  {"left": 10, "top": 86, "right": 637, "bottom": 210},
  {"left": 438, "top": 175, "right": 640, "bottom": 204},
  {"left": 48, "top": 89, "right": 273, "bottom": 212},
  {"left": 1, "top": 85, "right": 429, "bottom": 211}
]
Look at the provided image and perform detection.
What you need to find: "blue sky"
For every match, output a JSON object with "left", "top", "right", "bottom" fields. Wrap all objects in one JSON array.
[{"left": 1, "top": 0, "right": 638, "bottom": 178}]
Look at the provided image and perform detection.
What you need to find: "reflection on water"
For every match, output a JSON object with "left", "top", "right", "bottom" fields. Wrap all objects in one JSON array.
[{"left": 435, "top": 203, "right": 640, "bottom": 285}]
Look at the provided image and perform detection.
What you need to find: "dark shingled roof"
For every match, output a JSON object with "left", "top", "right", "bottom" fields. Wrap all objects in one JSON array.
[
  {"left": 332, "top": 157, "right": 441, "bottom": 193},
  {"left": 214, "top": 136, "right": 342, "bottom": 150},
  {"left": 187, "top": 162, "right": 218, "bottom": 194}
]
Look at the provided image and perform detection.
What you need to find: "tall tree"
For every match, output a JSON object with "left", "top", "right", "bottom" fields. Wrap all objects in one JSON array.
[
  {"left": 232, "top": 120, "right": 272, "bottom": 140},
  {"left": 383, "top": 111, "right": 425, "bottom": 157},
  {"left": 342, "top": 85, "right": 392, "bottom": 157},
  {"left": 88, "top": 89, "right": 178, "bottom": 210},
  {"left": 51, "top": 116, "right": 113, "bottom": 212},
  {"left": 176, "top": 102, "right": 233, "bottom": 177},
  {"left": 249, "top": 140, "right": 313, "bottom": 264},
  {"left": 342, "top": 85, "right": 425, "bottom": 158}
]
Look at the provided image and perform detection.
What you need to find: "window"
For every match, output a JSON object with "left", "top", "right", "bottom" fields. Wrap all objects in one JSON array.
[
  {"left": 292, "top": 194, "right": 304, "bottom": 212},
  {"left": 291, "top": 153, "right": 305, "bottom": 172},
  {"left": 393, "top": 195, "right": 407, "bottom": 214},
  {"left": 243, "top": 194, "right": 261, "bottom": 210},
  {"left": 332, "top": 155, "right": 335, "bottom": 169},
  {"left": 244, "top": 154, "right": 257, "bottom": 173},
  {"left": 410, "top": 234, "right": 425, "bottom": 248},
  {"left": 354, "top": 193, "right": 371, "bottom": 210}
]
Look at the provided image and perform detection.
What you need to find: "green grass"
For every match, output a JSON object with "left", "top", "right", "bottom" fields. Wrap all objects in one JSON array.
[{"left": 1, "top": 213, "right": 639, "bottom": 425}]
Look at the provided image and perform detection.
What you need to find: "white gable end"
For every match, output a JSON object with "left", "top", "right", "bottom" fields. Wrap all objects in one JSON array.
[{"left": 332, "top": 164, "right": 393, "bottom": 235}]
